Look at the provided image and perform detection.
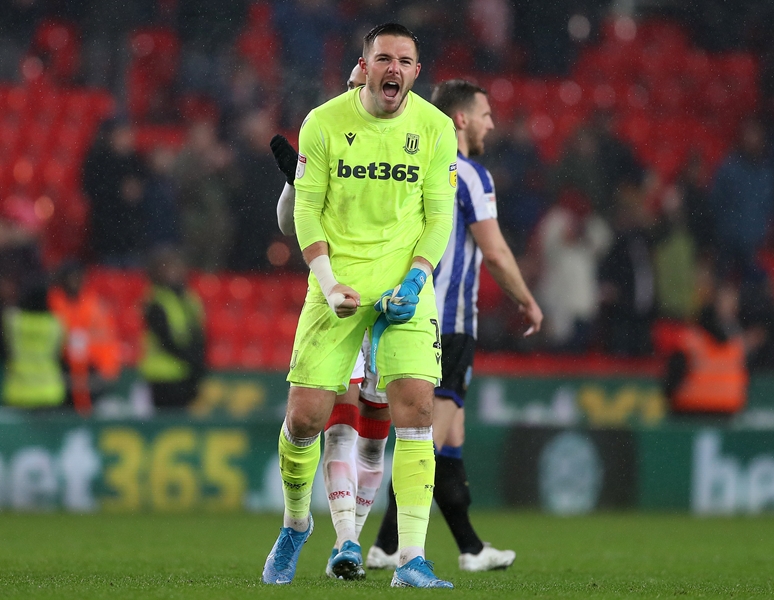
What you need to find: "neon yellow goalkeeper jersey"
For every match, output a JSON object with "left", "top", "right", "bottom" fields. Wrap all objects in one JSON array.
[{"left": 294, "top": 88, "right": 458, "bottom": 304}]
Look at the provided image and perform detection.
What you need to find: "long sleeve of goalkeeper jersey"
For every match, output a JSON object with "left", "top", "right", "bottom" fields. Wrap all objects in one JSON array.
[
  {"left": 414, "top": 195, "right": 454, "bottom": 268},
  {"left": 294, "top": 188, "right": 327, "bottom": 251},
  {"left": 294, "top": 110, "right": 329, "bottom": 251},
  {"left": 413, "top": 119, "right": 458, "bottom": 267}
]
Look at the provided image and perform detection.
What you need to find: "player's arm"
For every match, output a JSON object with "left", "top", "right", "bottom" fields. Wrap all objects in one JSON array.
[
  {"left": 270, "top": 135, "right": 299, "bottom": 236},
  {"left": 276, "top": 183, "right": 296, "bottom": 235},
  {"left": 470, "top": 218, "right": 543, "bottom": 336},
  {"left": 294, "top": 114, "right": 360, "bottom": 317},
  {"left": 298, "top": 225, "right": 360, "bottom": 319}
]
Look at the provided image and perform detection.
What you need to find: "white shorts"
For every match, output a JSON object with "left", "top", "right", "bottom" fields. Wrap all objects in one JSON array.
[
  {"left": 350, "top": 343, "right": 366, "bottom": 385},
  {"left": 359, "top": 332, "right": 388, "bottom": 407}
]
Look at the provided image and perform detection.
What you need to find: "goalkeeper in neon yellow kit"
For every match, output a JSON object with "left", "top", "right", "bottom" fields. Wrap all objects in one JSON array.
[{"left": 261, "top": 22, "right": 458, "bottom": 589}]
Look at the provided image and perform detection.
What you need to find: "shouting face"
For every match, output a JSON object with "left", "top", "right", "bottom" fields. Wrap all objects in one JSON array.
[{"left": 359, "top": 34, "right": 421, "bottom": 119}]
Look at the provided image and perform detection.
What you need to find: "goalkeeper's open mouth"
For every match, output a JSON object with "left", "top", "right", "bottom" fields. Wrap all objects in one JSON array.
[{"left": 382, "top": 81, "right": 400, "bottom": 101}]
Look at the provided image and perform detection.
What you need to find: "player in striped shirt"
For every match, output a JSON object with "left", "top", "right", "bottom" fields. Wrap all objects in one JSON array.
[{"left": 368, "top": 79, "right": 543, "bottom": 572}]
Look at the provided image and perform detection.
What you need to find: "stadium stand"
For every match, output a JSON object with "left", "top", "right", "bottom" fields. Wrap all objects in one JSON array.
[{"left": 0, "top": 3, "right": 772, "bottom": 374}]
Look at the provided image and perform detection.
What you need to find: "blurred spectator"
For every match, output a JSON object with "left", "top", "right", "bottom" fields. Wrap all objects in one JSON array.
[
  {"left": 552, "top": 126, "right": 607, "bottom": 219},
  {"left": 738, "top": 275, "right": 774, "bottom": 371},
  {"left": 393, "top": 0, "right": 449, "bottom": 79},
  {"left": 219, "top": 57, "right": 271, "bottom": 130},
  {"left": 83, "top": 120, "right": 147, "bottom": 267},
  {"left": 178, "top": 0, "right": 246, "bottom": 48},
  {"left": 1, "top": 281, "right": 66, "bottom": 411},
  {"left": 229, "top": 109, "right": 286, "bottom": 272},
  {"left": 598, "top": 187, "right": 656, "bottom": 356},
  {"left": 513, "top": 0, "right": 577, "bottom": 76},
  {"left": 0, "top": 0, "right": 46, "bottom": 46},
  {"left": 709, "top": 117, "right": 774, "bottom": 283},
  {"left": 652, "top": 185, "right": 698, "bottom": 321},
  {"left": 0, "top": 195, "right": 46, "bottom": 297},
  {"left": 139, "top": 246, "right": 205, "bottom": 410},
  {"left": 173, "top": 120, "right": 237, "bottom": 271},
  {"left": 468, "top": 0, "right": 514, "bottom": 73},
  {"left": 486, "top": 115, "right": 548, "bottom": 254},
  {"left": 665, "top": 281, "right": 765, "bottom": 415},
  {"left": 552, "top": 115, "right": 644, "bottom": 222},
  {"left": 178, "top": 0, "right": 246, "bottom": 100},
  {"left": 535, "top": 188, "right": 612, "bottom": 352},
  {"left": 677, "top": 152, "right": 715, "bottom": 260},
  {"left": 142, "top": 146, "right": 182, "bottom": 252},
  {"left": 274, "top": 0, "right": 340, "bottom": 125},
  {"left": 48, "top": 261, "right": 121, "bottom": 415}
]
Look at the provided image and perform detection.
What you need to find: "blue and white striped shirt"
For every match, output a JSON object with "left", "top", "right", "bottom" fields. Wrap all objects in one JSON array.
[{"left": 433, "top": 152, "right": 498, "bottom": 338}]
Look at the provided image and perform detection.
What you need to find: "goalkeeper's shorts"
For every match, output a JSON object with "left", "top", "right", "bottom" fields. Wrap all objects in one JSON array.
[{"left": 287, "top": 291, "right": 442, "bottom": 394}]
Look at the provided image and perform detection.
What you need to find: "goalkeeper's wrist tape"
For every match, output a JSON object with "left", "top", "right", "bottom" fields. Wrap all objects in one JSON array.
[
  {"left": 410, "top": 260, "right": 432, "bottom": 279},
  {"left": 309, "top": 255, "right": 345, "bottom": 311}
]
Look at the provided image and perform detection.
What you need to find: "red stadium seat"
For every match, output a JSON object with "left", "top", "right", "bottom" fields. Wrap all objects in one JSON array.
[
  {"left": 30, "top": 20, "right": 81, "bottom": 84},
  {"left": 126, "top": 27, "right": 180, "bottom": 121},
  {"left": 651, "top": 319, "right": 690, "bottom": 355},
  {"left": 132, "top": 125, "right": 187, "bottom": 154},
  {"left": 236, "top": 2, "right": 281, "bottom": 86},
  {"left": 236, "top": 340, "right": 269, "bottom": 370},
  {"left": 206, "top": 308, "right": 240, "bottom": 342},
  {"left": 207, "top": 340, "right": 235, "bottom": 370}
]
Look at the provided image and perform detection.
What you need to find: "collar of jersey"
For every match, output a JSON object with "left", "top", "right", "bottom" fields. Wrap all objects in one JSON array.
[{"left": 353, "top": 88, "right": 413, "bottom": 129}]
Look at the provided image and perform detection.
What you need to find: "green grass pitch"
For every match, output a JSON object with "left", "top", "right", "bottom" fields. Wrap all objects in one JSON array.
[{"left": 1, "top": 511, "right": 772, "bottom": 599}]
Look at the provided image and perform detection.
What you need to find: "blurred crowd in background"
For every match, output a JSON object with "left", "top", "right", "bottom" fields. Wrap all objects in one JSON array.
[{"left": 2, "top": 0, "right": 774, "bottom": 381}]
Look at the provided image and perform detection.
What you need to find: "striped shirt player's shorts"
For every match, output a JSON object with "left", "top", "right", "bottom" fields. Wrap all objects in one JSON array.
[{"left": 434, "top": 333, "right": 476, "bottom": 408}]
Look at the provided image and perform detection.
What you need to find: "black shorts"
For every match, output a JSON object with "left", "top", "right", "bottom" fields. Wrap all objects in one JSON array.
[{"left": 435, "top": 333, "right": 476, "bottom": 408}]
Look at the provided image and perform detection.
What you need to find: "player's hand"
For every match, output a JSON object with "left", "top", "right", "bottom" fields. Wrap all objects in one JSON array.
[
  {"left": 520, "top": 299, "right": 543, "bottom": 337},
  {"left": 270, "top": 134, "right": 298, "bottom": 185},
  {"left": 374, "top": 287, "right": 419, "bottom": 324},
  {"left": 372, "top": 267, "right": 426, "bottom": 324},
  {"left": 328, "top": 283, "right": 360, "bottom": 318},
  {"left": 394, "top": 267, "right": 427, "bottom": 300}
]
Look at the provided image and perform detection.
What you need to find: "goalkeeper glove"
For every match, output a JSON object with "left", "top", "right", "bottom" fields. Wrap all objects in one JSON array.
[
  {"left": 369, "top": 313, "right": 389, "bottom": 373},
  {"left": 373, "top": 267, "right": 428, "bottom": 325},
  {"left": 393, "top": 267, "right": 427, "bottom": 300},
  {"left": 374, "top": 288, "right": 418, "bottom": 324},
  {"left": 270, "top": 134, "right": 298, "bottom": 185}
]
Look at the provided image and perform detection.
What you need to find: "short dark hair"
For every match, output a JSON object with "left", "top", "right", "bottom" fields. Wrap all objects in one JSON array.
[
  {"left": 431, "top": 79, "right": 488, "bottom": 118},
  {"left": 362, "top": 23, "right": 420, "bottom": 60}
]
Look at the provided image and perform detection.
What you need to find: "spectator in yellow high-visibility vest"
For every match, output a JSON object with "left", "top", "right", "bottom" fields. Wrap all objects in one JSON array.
[
  {"left": 139, "top": 246, "right": 205, "bottom": 410},
  {"left": 2, "top": 281, "right": 66, "bottom": 411}
]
